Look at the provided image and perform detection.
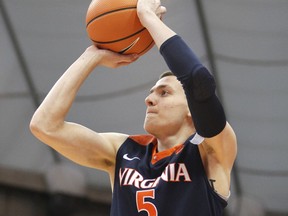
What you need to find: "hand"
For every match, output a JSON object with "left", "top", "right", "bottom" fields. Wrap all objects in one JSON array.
[
  {"left": 137, "top": 0, "right": 167, "bottom": 25},
  {"left": 84, "top": 45, "right": 139, "bottom": 69},
  {"left": 136, "top": 0, "right": 172, "bottom": 48}
]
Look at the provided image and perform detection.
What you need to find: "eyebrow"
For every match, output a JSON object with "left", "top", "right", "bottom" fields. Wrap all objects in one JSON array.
[{"left": 149, "top": 84, "right": 169, "bottom": 94}]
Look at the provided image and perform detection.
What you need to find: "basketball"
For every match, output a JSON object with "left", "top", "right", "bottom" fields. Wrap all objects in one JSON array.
[{"left": 86, "top": 0, "right": 154, "bottom": 56}]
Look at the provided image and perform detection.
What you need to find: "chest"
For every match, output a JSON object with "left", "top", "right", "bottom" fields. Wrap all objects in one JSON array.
[{"left": 116, "top": 142, "right": 204, "bottom": 190}]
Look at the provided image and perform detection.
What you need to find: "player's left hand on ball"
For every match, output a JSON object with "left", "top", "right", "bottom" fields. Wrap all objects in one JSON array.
[{"left": 137, "top": 0, "right": 166, "bottom": 22}]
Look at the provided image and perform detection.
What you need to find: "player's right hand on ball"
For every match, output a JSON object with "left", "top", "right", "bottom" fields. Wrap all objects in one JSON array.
[{"left": 85, "top": 45, "right": 139, "bottom": 68}]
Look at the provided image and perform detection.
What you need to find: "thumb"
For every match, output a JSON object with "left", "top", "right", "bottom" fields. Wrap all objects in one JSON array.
[{"left": 156, "top": 6, "right": 167, "bottom": 19}]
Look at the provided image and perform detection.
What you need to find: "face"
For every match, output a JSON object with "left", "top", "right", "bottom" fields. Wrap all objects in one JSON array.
[{"left": 143, "top": 76, "right": 191, "bottom": 136}]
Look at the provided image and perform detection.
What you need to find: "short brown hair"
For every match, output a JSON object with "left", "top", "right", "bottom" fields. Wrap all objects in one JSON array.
[{"left": 159, "top": 71, "right": 175, "bottom": 79}]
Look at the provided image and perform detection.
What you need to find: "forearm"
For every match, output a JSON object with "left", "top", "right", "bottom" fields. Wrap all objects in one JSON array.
[
  {"left": 30, "top": 45, "right": 138, "bottom": 134},
  {"left": 31, "top": 50, "right": 101, "bottom": 130},
  {"left": 160, "top": 35, "right": 226, "bottom": 137},
  {"left": 160, "top": 35, "right": 203, "bottom": 80}
]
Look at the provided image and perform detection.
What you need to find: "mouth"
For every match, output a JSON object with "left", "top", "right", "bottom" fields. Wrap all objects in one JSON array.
[{"left": 146, "top": 110, "right": 157, "bottom": 115}]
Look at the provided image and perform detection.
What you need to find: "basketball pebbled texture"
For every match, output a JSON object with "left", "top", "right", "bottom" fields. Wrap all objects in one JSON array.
[{"left": 86, "top": 0, "right": 154, "bottom": 55}]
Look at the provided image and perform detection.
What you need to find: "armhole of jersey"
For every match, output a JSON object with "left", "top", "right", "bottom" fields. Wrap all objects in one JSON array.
[
  {"left": 218, "top": 190, "right": 231, "bottom": 202},
  {"left": 191, "top": 133, "right": 230, "bottom": 205}
]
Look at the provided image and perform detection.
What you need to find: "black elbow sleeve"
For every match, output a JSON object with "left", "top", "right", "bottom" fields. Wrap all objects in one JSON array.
[
  {"left": 182, "top": 67, "right": 226, "bottom": 138},
  {"left": 190, "top": 67, "right": 216, "bottom": 102}
]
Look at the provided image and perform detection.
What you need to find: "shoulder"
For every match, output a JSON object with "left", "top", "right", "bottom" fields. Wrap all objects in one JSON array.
[
  {"left": 128, "top": 134, "right": 156, "bottom": 146},
  {"left": 102, "top": 133, "right": 156, "bottom": 152},
  {"left": 115, "top": 134, "right": 156, "bottom": 161},
  {"left": 100, "top": 132, "right": 129, "bottom": 150}
]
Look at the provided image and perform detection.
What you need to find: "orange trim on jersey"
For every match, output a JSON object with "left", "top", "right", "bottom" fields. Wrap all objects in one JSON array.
[
  {"left": 129, "top": 134, "right": 157, "bottom": 146},
  {"left": 129, "top": 135, "right": 185, "bottom": 165},
  {"left": 151, "top": 144, "right": 184, "bottom": 165}
]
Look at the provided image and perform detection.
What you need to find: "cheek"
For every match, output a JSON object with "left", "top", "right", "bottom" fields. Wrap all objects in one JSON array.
[
  {"left": 162, "top": 103, "right": 188, "bottom": 118},
  {"left": 165, "top": 98, "right": 187, "bottom": 109},
  {"left": 160, "top": 103, "right": 177, "bottom": 115}
]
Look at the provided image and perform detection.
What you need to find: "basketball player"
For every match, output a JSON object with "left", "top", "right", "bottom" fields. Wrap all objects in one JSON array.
[{"left": 30, "top": 0, "right": 237, "bottom": 215}]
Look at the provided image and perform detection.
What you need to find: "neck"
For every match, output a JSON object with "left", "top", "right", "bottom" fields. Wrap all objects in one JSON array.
[{"left": 156, "top": 128, "right": 195, "bottom": 152}]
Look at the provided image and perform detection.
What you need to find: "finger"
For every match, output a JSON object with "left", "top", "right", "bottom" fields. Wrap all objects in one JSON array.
[
  {"left": 159, "top": 6, "right": 167, "bottom": 14},
  {"left": 156, "top": 6, "right": 167, "bottom": 19},
  {"left": 122, "top": 53, "right": 139, "bottom": 62},
  {"left": 115, "top": 61, "right": 135, "bottom": 68},
  {"left": 113, "top": 54, "right": 139, "bottom": 67}
]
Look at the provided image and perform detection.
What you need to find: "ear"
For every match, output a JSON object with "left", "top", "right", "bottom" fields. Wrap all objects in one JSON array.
[
  {"left": 186, "top": 110, "right": 194, "bottom": 125},
  {"left": 186, "top": 106, "right": 192, "bottom": 118}
]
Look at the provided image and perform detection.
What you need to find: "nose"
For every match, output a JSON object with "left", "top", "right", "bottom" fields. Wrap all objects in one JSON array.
[{"left": 145, "top": 94, "right": 156, "bottom": 107}]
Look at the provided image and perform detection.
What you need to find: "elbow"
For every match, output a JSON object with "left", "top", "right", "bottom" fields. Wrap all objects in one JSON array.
[
  {"left": 29, "top": 113, "right": 45, "bottom": 138},
  {"left": 29, "top": 110, "right": 57, "bottom": 139},
  {"left": 191, "top": 67, "right": 216, "bottom": 102}
]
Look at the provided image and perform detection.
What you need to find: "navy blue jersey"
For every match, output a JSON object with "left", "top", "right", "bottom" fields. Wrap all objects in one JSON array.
[{"left": 110, "top": 134, "right": 227, "bottom": 216}]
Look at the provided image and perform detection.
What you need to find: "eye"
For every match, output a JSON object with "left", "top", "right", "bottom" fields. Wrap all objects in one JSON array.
[{"left": 161, "top": 90, "right": 169, "bottom": 96}]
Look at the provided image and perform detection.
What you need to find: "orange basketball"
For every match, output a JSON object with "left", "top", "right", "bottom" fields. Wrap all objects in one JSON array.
[{"left": 86, "top": 0, "right": 154, "bottom": 56}]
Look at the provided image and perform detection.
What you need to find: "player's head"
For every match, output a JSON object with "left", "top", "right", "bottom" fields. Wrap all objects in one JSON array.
[
  {"left": 143, "top": 71, "right": 193, "bottom": 137},
  {"left": 158, "top": 70, "right": 174, "bottom": 79}
]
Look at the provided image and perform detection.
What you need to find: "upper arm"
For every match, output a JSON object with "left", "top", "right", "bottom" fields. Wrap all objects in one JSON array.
[
  {"left": 202, "top": 122, "right": 237, "bottom": 171},
  {"left": 30, "top": 120, "right": 128, "bottom": 173},
  {"left": 198, "top": 122, "right": 237, "bottom": 196}
]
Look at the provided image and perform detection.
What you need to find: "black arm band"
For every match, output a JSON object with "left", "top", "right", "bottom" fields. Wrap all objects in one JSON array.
[{"left": 160, "top": 35, "right": 226, "bottom": 137}]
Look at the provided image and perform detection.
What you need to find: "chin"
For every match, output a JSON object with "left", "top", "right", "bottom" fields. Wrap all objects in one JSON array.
[{"left": 144, "top": 122, "right": 160, "bottom": 136}]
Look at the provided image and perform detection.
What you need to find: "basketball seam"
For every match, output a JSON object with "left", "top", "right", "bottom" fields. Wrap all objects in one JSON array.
[
  {"left": 138, "top": 40, "right": 154, "bottom": 55},
  {"left": 86, "top": 6, "right": 136, "bottom": 27},
  {"left": 91, "top": 27, "right": 147, "bottom": 44}
]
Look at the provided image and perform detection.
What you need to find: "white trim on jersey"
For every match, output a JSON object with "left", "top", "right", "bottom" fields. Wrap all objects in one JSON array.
[{"left": 189, "top": 133, "right": 204, "bottom": 145}]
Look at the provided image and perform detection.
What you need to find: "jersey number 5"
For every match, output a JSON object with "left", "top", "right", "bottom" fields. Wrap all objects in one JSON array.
[{"left": 136, "top": 189, "right": 158, "bottom": 216}]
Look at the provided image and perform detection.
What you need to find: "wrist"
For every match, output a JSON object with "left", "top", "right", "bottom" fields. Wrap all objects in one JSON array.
[
  {"left": 81, "top": 47, "right": 103, "bottom": 67},
  {"left": 138, "top": 10, "right": 159, "bottom": 28}
]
